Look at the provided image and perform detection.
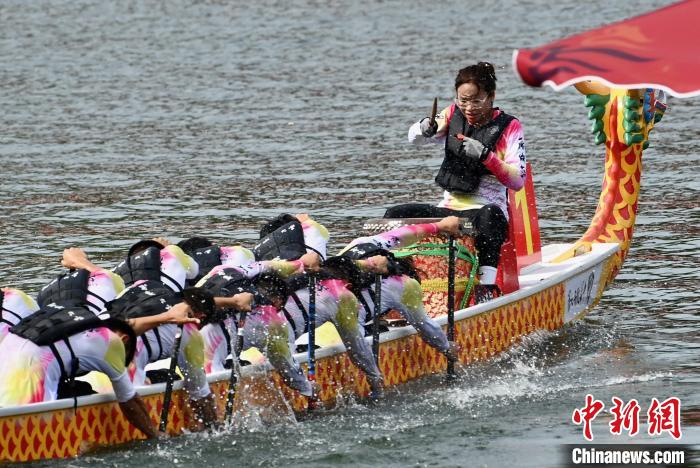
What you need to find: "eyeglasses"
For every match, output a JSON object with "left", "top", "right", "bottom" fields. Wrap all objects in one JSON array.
[{"left": 454, "top": 95, "right": 490, "bottom": 108}]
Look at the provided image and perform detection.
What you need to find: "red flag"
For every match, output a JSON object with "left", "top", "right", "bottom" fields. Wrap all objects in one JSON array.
[{"left": 513, "top": 0, "right": 700, "bottom": 97}]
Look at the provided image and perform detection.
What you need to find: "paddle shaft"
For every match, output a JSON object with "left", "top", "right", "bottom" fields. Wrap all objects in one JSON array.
[
  {"left": 159, "top": 324, "right": 184, "bottom": 432},
  {"left": 225, "top": 312, "right": 245, "bottom": 423},
  {"left": 447, "top": 236, "right": 456, "bottom": 377},
  {"left": 372, "top": 274, "right": 381, "bottom": 366},
  {"left": 307, "top": 273, "right": 316, "bottom": 381}
]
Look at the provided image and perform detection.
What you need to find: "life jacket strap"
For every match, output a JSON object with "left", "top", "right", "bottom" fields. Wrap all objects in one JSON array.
[
  {"left": 85, "top": 290, "right": 109, "bottom": 313},
  {"left": 141, "top": 335, "right": 154, "bottom": 362},
  {"left": 281, "top": 307, "right": 299, "bottom": 336},
  {"left": 1, "top": 307, "right": 24, "bottom": 323},
  {"left": 219, "top": 322, "right": 232, "bottom": 358},
  {"left": 49, "top": 338, "right": 80, "bottom": 412},
  {"left": 152, "top": 327, "right": 164, "bottom": 360},
  {"left": 290, "top": 292, "right": 310, "bottom": 333},
  {"left": 160, "top": 271, "right": 184, "bottom": 293},
  {"left": 305, "top": 245, "right": 326, "bottom": 260},
  {"left": 48, "top": 342, "right": 68, "bottom": 382},
  {"left": 357, "top": 292, "right": 374, "bottom": 322}
]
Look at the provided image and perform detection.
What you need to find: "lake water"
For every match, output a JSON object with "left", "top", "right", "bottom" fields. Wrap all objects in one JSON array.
[{"left": 0, "top": 0, "right": 697, "bottom": 466}]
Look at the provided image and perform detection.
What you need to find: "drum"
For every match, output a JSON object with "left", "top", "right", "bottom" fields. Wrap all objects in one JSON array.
[{"left": 362, "top": 218, "right": 478, "bottom": 318}]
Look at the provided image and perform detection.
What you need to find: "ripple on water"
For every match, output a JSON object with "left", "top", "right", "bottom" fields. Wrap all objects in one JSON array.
[{"left": 1, "top": 0, "right": 697, "bottom": 466}]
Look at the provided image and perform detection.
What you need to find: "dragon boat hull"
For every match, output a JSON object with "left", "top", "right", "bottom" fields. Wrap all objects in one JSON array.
[{"left": 0, "top": 240, "right": 619, "bottom": 462}]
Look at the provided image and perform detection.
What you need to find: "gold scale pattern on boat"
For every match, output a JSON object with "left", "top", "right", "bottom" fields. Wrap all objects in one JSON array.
[{"left": 0, "top": 392, "right": 192, "bottom": 461}]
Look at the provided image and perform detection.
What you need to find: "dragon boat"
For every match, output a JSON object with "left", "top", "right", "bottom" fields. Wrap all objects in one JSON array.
[{"left": 1, "top": 0, "right": 696, "bottom": 461}]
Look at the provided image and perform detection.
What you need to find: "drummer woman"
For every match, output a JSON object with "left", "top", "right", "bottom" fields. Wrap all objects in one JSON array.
[{"left": 385, "top": 62, "right": 527, "bottom": 302}]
